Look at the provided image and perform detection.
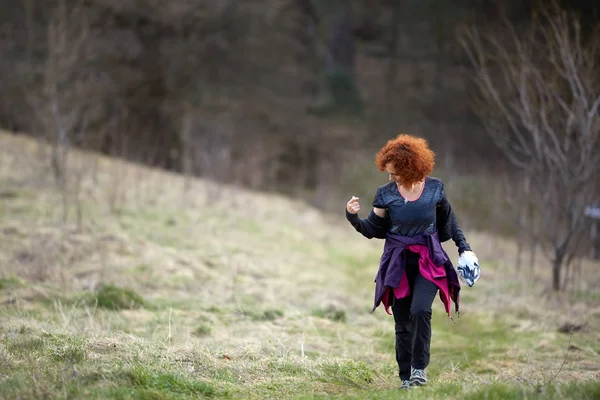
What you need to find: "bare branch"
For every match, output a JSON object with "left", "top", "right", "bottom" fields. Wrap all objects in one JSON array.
[{"left": 459, "top": 0, "right": 600, "bottom": 290}]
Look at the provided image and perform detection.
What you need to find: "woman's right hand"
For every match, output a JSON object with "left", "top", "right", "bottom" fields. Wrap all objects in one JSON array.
[{"left": 346, "top": 196, "right": 360, "bottom": 214}]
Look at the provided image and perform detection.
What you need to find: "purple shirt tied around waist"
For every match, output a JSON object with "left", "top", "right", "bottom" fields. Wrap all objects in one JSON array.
[{"left": 373, "top": 231, "right": 461, "bottom": 317}]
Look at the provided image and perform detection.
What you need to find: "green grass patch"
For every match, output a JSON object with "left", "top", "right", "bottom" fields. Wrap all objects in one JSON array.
[
  {"left": 572, "top": 289, "right": 600, "bottom": 304},
  {"left": 122, "top": 366, "right": 220, "bottom": 398},
  {"left": 192, "top": 324, "right": 213, "bottom": 337},
  {"left": 4, "top": 335, "right": 45, "bottom": 357},
  {"left": 268, "top": 360, "right": 307, "bottom": 376},
  {"left": 0, "top": 276, "right": 22, "bottom": 290},
  {"left": 46, "top": 334, "right": 87, "bottom": 363},
  {"left": 210, "top": 367, "right": 239, "bottom": 384},
  {"left": 464, "top": 381, "right": 600, "bottom": 400},
  {"left": 326, "top": 245, "right": 375, "bottom": 271},
  {"left": 318, "top": 360, "right": 375, "bottom": 388},
  {"left": 373, "top": 328, "right": 395, "bottom": 354},
  {"left": 93, "top": 284, "right": 146, "bottom": 311},
  {"left": 244, "top": 308, "right": 284, "bottom": 322},
  {"left": 0, "top": 359, "right": 225, "bottom": 400},
  {"left": 5, "top": 331, "right": 86, "bottom": 363},
  {"left": 0, "top": 188, "right": 20, "bottom": 199},
  {"left": 237, "top": 218, "right": 262, "bottom": 234},
  {"left": 133, "top": 263, "right": 150, "bottom": 273},
  {"left": 293, "top": 381, "right": 600, "bottom": 400},
  {"left": 312, "top": 306, "right": 347, "bottom": 323},
  {"left": 373, "top": 311, "right": 535, "bottom": 379}
]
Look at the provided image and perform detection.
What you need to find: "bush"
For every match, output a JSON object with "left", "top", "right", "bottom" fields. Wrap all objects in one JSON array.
[
  {"left": 312, "top": 306, "right": 347, "bottom": 323},
  {"left": 94, "top": 284, "right": 145, "bottom": 311}
]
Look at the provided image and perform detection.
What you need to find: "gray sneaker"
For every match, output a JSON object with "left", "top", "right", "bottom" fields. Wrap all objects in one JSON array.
[
  {"left": 400, "top": 379, "right": 412, "bottom": 389},
  {"left": 410, "top": 367, "right": 427, "bottom": 386}
]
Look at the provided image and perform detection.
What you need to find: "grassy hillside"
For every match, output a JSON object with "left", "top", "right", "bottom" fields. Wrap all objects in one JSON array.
[{"left": 0, "top": 131, "right": 599, "bottom": 400}]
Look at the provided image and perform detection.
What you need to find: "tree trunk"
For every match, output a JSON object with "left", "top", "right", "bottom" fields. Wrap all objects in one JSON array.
[
  {"left": 528, "top": 199, "right": 538, "bottom": 277},
  {"left": 323, "top": 8, "right": 362, "bottom": 115},
  {"left": 180, "top": 110, "right": 194, "bottom": 194},
  {"left": 529, "top": 237, "right": 538, "bottom": 278},
  {"left": 552, "top": 251, "right": 564, "bottom": 291},
  {"left": 515, "top": 235, "right": 523, "bottom": 273},
  {"left": 383, "top": 1, "right": 401, "bottom": 137}
]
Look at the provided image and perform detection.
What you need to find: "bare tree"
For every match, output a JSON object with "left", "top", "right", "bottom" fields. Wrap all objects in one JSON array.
[
  {"left": 458, "top": 1, "right": 600, "bottom": 291},
  {"left": 28, "top": 0, "right": 107, "bottom": 228}
]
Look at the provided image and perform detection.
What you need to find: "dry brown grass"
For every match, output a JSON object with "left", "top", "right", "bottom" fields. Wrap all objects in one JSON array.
[{"left": 0, "top": 131, "right": 598, "bottom": 399}]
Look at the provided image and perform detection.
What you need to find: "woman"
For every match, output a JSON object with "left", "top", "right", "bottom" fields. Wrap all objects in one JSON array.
[{"left": 345, "top": 134, "right": 479, "bottom": 389}]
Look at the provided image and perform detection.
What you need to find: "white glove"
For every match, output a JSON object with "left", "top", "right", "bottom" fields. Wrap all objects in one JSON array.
[{"left": 457, "top": 251, "right": 480, "bottom": 287}]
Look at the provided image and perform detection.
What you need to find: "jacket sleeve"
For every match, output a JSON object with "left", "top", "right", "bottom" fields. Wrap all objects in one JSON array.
[
  {"left": 436, "top": 185, "right": 471, "bottom": 254},
  {"left": 346, "top": 209, "right": 388, "bottom": 239}
]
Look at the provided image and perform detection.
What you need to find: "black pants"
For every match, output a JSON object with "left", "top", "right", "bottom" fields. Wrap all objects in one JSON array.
[{"left": 391, "top": 250, "right": 438, "bottom": 381}]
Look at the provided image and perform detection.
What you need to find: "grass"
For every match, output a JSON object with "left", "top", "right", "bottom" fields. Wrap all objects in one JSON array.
[
  {"left": 294, "top": 381, "right": 600, "bottom": 399},
  {"left": 0, "top": 131, "right": 599, "bottom": 399},
  {"left": 312, "top": 306, "right": 348, "bottom": 323}
]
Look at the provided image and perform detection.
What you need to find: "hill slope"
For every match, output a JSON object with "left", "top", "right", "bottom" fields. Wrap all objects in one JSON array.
[{"left": 0, "top": 132, "right": 599, "bottom": 399}]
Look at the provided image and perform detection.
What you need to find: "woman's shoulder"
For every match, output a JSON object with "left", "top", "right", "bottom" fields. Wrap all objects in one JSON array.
[
  {"left": 425, "top": 176, "right": 444, "bottom": 186},
  {"left": 377, "top": 181, "right": 397, "bottom": 192},
  {"left": 425, "top": 176, "right": 444, "bottom": 187},
  {"left": 424, "top": 176, "right": 445, "bottom": 201},
  {"left": 377, "top": 181, "right": 403, "bottom": 198},
  {"left": 372, "top": 181, "right": 397, "bottom": 208}
]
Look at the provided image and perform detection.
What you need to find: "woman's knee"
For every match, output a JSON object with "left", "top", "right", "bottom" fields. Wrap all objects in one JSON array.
[
  {"left": 409, "top": 308, "right": 432, "bottom": 320},
  {"left": 394, "top": 318, "right": 411, "bottom": 334}
]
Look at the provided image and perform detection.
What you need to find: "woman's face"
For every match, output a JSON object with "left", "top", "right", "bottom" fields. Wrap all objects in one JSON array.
[
  {"left": 385, "top": 163, "right": 402, "bottom": 185},
  {"left": 386, "top": 163, "right": 423, "bottom": 188}
]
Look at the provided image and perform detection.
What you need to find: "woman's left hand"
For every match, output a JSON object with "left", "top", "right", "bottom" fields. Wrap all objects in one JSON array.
[{"left": 457, "top": 251, "right": 480, "bottom": 287}]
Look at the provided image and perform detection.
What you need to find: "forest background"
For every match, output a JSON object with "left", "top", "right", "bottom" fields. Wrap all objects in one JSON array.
[{"left": 1, "top": 0, "right": 599, "bottom": 287}]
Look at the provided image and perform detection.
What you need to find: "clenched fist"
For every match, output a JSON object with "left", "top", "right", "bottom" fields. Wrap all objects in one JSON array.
[{"left": 346, "top": 196, "right": 360, "bottom": 214}]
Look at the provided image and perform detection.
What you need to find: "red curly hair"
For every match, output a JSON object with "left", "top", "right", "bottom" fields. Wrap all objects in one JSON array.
[{"left": 375, "top": 134, "right": 435, "bottom": 185}]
